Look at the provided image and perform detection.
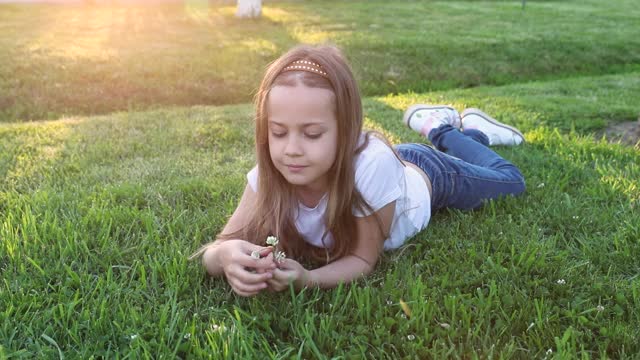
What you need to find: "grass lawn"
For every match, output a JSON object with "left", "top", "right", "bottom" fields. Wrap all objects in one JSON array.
[
  {"left": 2, "top": 72, "right": 639, "bottom": 358},
  {"left": 1, "top": 0, "right": 640, "bottom": 122},
  {"left": 1, "top": 0, "right": 640, "bottom": 358}
]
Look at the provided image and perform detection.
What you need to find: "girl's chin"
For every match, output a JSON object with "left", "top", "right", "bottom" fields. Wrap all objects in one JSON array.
[
  {"left": 281, "top": 174, "right": 318, "bottom": 188},
  {"left": 283, "top": 175, "right": 309, "bottom": 186}
]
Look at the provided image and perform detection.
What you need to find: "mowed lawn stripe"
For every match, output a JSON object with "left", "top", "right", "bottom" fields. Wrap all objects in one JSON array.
[{"left": 0, "top": 0, "right": 639, "bottom": 122}]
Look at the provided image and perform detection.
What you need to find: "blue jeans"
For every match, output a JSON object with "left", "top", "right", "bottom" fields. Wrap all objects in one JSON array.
[{"left": 396, "top": 125, "right": 525, "bottom": 211}]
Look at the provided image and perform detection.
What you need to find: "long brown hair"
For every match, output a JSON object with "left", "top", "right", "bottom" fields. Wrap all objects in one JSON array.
[{"left": 220, "top": 44, "right": 390, "bottom": 265}]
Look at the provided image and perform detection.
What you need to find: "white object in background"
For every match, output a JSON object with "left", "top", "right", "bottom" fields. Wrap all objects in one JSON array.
[{"left": 236, "top": 0, "right": 261, "bottom": 18}]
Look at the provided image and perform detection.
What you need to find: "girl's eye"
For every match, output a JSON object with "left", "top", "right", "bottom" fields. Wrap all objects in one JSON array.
[
  {"left": 271, "top": 132, "right": 286, "bottom": 138},
  {"left": 305, "top": 133, "right": 322, "bottom": 139}
]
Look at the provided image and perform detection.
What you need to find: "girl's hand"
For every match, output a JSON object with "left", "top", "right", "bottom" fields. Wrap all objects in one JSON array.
[
  {"left": 267, "top": 258, "right": 309, "bottom": 292},
  {"left": 220, "top": 240, "right": 276, "bottom": 297}
]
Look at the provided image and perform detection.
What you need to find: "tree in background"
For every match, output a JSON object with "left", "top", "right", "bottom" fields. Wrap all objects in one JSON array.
[{"left": 236, "top": 0, "right": 261, "bottom": 18}]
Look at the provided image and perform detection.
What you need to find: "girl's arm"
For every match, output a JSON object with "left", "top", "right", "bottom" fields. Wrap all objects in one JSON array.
[
  {"left": 271, "top": 201, "right": 395, "bottom": 291},
  {"left": 200, "top": 184, "right": 276, "bottom": 297},
  {"left": 306, "top": 201, "right": 394, "bottom": 288},
  {"left": 202, "top": 183, "right": 258, "bottom": 276}
]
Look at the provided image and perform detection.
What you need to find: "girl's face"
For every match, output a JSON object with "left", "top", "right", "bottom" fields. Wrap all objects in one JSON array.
[{"left": 267, "top": 84, "right": 338, "bottom": 195}]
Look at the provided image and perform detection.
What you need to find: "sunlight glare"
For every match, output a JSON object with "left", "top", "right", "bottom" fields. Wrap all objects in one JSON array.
[{"left": 184, "top": 0, "right": 213, "bottom": 24}]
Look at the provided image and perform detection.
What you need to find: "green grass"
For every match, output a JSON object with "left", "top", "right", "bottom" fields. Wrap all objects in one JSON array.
[
  {"left": 1, "top": 0, "right": 640, "bottom": 122},
  {"left": 2, "top": 71, "right": 639, "bottom": 357},
  {"left": 2, "top": 0, "right": 640, "bottom": 358}
]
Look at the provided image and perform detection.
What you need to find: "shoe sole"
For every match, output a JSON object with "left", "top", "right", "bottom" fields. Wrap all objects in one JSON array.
[
  {"left": 461, "top": 108, "right": 525, "bottom": 143},
  {"left": 403, "top": 104, "right": 459, "bottom": 130}
]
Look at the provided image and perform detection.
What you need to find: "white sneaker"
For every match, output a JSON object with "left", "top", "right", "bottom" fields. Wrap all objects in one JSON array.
[
  {"left": 403, "top": 104, "right": 461, "bottom": 138},
  {"left": 461, "top": 108, "right": 524, "bottom": 146}
]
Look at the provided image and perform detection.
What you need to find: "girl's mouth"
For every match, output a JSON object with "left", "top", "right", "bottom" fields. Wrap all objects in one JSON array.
[{"left": 286, "top": 165, "right": 307, "bottom": 172}]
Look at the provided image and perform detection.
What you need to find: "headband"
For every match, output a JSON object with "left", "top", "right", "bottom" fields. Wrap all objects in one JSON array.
[{"left": 281, "top": 59, "right": 328, "bottom": 78}]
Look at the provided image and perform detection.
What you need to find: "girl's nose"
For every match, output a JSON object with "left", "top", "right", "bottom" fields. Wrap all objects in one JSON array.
[{"left": 284, "top": 136, "right": 303, "bottom": 156}]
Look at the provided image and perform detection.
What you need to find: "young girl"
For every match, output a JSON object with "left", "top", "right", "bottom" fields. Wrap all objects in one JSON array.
[{"left": 194, "top": 44, "right": 525, "bottom": 297}]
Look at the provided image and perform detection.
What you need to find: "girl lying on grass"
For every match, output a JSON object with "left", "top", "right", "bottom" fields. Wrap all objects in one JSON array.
[{"left": 192, "top": 44, "right": 526, "bottom": 297}]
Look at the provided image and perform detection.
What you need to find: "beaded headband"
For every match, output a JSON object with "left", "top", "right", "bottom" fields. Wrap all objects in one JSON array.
[{"left": 281, "top": 59, "right": 328, "bottom": 78}]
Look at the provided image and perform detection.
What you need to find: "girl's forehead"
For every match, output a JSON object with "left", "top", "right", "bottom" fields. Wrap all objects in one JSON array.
[
  {"left": 269, "top": 84, "right": 334, "bottom": 102},
  {"left": 267, "top": 85, "right": 336, "bottom": 119}
]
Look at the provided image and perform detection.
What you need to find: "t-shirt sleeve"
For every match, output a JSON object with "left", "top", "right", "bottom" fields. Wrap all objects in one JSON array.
[
  {"left": 247, "top": 165, "right": 258, "bottom": 192},
  {"left": 352, "top": 144, "right": 403, "bottom": 217}
]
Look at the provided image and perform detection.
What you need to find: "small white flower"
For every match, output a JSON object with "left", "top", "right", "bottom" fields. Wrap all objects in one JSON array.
[
  {"left": 556, "top": 279, "right": 566, "bottom": 285},
  {"left": 400, "top": 313, "right": 407, "bottom": 319},
  {"left": 546, "top": 348, "right": 553, "bottom": 355},
  {"left": 537, "top": 183, "right": 545, "bottom": 188},
  {"left": 572, "top": 215, "right": 579, "bottom": 220},
  {"left": 274, "top": 250, "right": 286, "bottom": 263},
  {"left": 130, "top": 334, "right": 138, "bottom": 340},
  {"left": 250, "top": 250, "right": 260, "bottom": 259},
  {"left": 407, "top": 334, "right": 415, "bottom": 341},
  {"left": 266, "top": 236, "right": 279, "bottom": 246},
  {"left": 386, "top": 300, "right": 393, "bottom": 306},
  {"left": 212, "top": 324, "right": 227, "bottom": 332},
  {"left": 597, "top": 305, "right": 605, "bottom": 312},
  {"left": 183, "top": 333, "right": 191, "bottom": 340}
]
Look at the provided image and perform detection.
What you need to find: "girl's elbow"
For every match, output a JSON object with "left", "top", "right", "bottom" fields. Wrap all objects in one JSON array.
[
  {"left": 359, "top": 258, "right": 377, "bottom": 278},
  {"left": 350, "top": 253, "right": 378, "bottom": 275}
]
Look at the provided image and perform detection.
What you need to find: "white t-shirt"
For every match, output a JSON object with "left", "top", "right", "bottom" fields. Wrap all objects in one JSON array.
[{"left": 246, "top": 134, "right": 431, "bottom": 250}]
